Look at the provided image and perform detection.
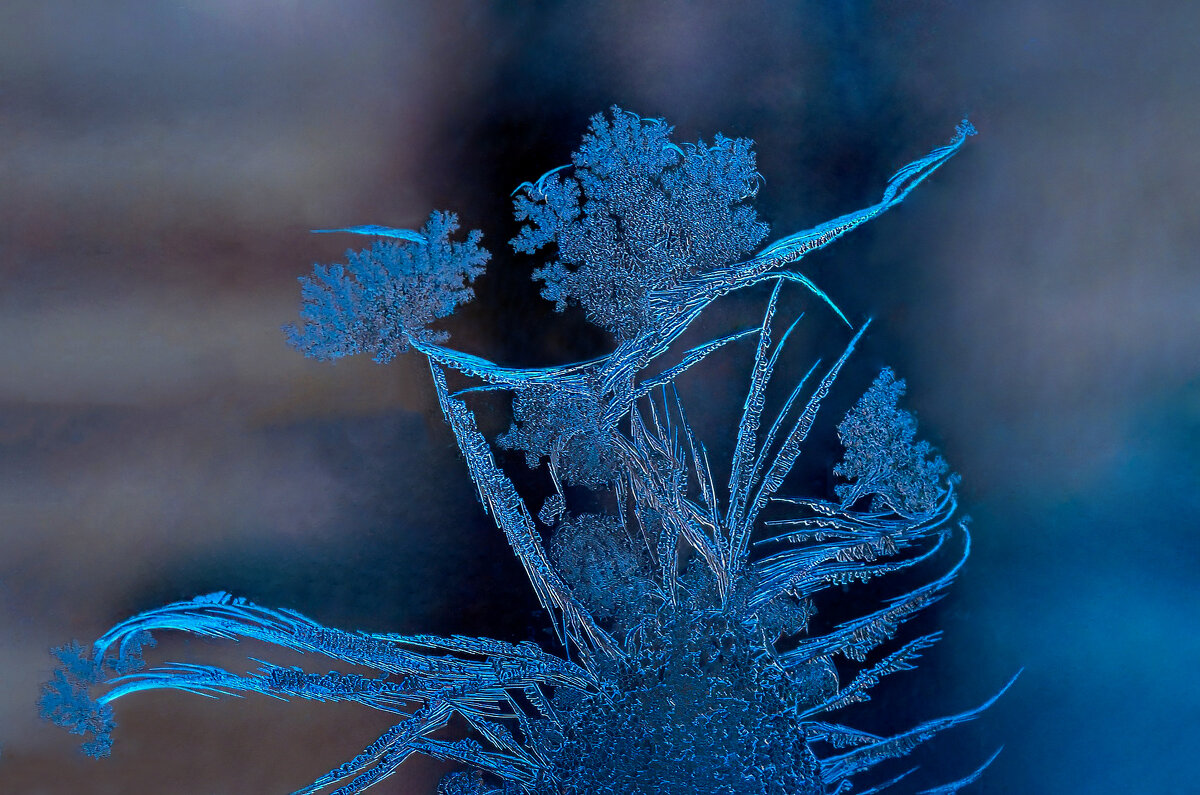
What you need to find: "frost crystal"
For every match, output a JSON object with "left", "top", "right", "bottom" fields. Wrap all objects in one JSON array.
[
  {"left": 285, "top": 210, "right": 489, "bottom": 362},
  {"left": 834, "top": 367, "right": 954, "bottom": 517},
  {"left": 43, "top": 109, "right": 1013, "bottom": 794},
  {"left": 512, "top": 107, "right": 769, "bottom": 339}
]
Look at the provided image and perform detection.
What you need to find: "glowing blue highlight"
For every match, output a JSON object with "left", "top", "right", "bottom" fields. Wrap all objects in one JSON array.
[{"left": 41, "top": 109, "right": 1010, "bottom": 795}]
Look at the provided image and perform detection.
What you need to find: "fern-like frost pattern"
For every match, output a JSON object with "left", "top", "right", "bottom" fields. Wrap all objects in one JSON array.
[
  {"left": 512, "top": 107, "right": 769, "bottom": 339},
  {"left": 285, "top": 210, "right": 489, "bottom": 363},
  {"left": 42, "top": 109, "right": 1011, "bottom": 794}
]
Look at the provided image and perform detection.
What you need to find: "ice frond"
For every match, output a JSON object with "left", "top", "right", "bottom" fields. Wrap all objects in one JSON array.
[
  {"left": 310, "top": 225, "right": 428, "bottom": 243},
  {"left": 44, "top": 111, "right": 1010, "bottom": 794},
  {"left": 733, "top": 320, "right": 871, "bottom": 562},
  {"left": 819, "top": 674, "right": 1018, "bottom": 788},
  {"left": 44, "top": 592, "right": 595, "bottom": 793},
  {"left": 430, "top": 362, "right": 620, "bottom": 661},
  {"left": 915, "top": 747, "right": 1003, "bottom": 795}
]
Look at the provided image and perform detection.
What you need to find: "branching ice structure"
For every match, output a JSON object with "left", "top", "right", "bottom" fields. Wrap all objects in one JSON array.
[{"left": 42, "top": 107, "right": 1013, "bottom": 794}]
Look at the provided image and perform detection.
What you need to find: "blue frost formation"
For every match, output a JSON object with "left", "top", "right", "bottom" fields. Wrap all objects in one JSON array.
[
  {"left": 42, "top": 108, "right": 1012, "bottom": 794},
  {"left": 285, "top": 210, "right": 489, "bottom": 363},
  {"left": 511, "top": 108, "right": 769, "bottom": 339}
]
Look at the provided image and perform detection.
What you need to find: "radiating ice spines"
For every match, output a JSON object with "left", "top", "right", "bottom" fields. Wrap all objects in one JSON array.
[{"left": 43, "top": 112, "right": 1007, "bottom": 795}]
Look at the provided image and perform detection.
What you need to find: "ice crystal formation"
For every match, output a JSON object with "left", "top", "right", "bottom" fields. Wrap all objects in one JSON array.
[{"left": 42, "top": 107, "right": 1012, "bottom": 794}]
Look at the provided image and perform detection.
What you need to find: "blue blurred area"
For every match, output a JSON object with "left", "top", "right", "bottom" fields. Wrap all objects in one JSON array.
[{"left": 1, "top": 1, "right": 1196, "bottom": 793}]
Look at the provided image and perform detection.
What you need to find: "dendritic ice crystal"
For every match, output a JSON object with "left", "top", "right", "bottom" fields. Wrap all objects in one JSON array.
[{"left": 41, "top": 108, "right": 1014, "bottom": 794}]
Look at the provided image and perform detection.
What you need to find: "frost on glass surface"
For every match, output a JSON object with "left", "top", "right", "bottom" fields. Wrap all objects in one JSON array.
[
  {"left": 41, "top": 108, "right": 1012, "bottom": 794},
  {"left": 511, "top": 108, "right": 769, "bottom": 340},
  {"left": 284, "top": 210, "right": 489, "bottom": 363}
]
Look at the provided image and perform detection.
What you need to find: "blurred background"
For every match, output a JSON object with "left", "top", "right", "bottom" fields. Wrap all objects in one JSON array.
[{"left": 1, "top": 1, "right": 1197, "bottom": 793}]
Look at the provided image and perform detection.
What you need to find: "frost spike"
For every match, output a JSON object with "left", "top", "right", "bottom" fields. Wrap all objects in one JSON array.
[
  {"left": 916, "top": 746, "right": 1004, "bottom": 795},
  {"left": 820, "top": 672, "right": 1017, "bottom": 785},
  {"left": 430, "top": 361, "right": 619, "bottom": 660},
  {"left": 725, "top": 281, "right": 784, "bottom": 540},
  {"left": 734, "top": 320, "right": 871, "bottom": 567},
  {"left": 311, "top": 225, "right": 427, "bottom": 243}
]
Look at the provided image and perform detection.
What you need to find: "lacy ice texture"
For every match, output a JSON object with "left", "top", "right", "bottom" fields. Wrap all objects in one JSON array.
[{"left": 42, "top": 107, "right": 1014, "bottom": 795}]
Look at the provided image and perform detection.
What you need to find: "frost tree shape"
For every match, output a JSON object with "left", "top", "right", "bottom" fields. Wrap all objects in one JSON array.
[
  {"left": 285, "top": 210, "right": 489, "bottom": 362},
  {"left": 42, "top": 108, "right": 1013, "bottom": 794},
  {"left": 512, "top": 108, "right": 769, "bottom": 339},
  {"left": 833, "top": 368, "right": 953, "bottom": 517}
]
